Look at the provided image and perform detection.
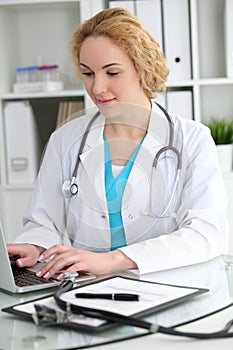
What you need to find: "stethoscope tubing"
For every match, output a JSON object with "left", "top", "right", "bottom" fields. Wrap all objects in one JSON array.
[{"left": 63, "top": 103, "right": 182, "bottom": 206}]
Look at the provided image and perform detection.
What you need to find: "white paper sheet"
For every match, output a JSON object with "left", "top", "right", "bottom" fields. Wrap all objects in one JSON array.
[{"left": 60, "top": 277, "right": 203, "bottom": 316}]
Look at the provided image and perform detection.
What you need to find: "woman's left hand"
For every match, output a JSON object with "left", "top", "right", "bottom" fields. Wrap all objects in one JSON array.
[{"left": 36, "top": 244, "right": 137, "bottom": 279}]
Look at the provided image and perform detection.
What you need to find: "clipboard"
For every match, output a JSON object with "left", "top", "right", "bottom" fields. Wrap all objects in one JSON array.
[{"left": 2, "top": 275, "right": 208, "bottom": 332}]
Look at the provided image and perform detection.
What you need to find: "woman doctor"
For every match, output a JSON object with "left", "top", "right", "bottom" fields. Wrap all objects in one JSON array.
[{"left": 7, "top": 7, "right": 228, "bottom": 279}]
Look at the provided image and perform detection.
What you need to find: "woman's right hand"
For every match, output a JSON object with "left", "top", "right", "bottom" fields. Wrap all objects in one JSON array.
[{"left": 7, "top": 243, "right": 45, "bottom": 268}]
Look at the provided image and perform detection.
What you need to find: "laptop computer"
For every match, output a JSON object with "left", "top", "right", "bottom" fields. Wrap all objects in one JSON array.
[{"left": 0, "top": 224, "right": 95, "bottom": 293}]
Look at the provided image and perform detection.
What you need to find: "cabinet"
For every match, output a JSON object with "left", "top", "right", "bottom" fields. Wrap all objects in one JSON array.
[
  {"left": 0, "top": 0, "right": 105, "bottom": 241},
  {"left": 0, "top": 0, "right": 232, "bottom": 249},
  {"left": 101, "top": 0, "right": 233, "bottom": 254}
]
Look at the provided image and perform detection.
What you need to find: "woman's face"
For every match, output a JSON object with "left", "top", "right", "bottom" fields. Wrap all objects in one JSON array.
[{"left": 79, "top": 36, "right": 149, "bottom": 117}]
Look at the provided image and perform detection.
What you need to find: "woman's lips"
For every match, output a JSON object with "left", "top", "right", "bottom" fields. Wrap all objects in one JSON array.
[{"left": 97, "top": 98, "right": 115, "bottom": 105}]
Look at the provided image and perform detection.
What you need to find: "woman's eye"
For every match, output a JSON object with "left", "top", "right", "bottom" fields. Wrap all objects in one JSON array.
[
  {"left": 107, "top": 72, "right": 119, "bottom": 76},
  {"left": 82, "top": 71, "right": 93, "bottom": 76}
]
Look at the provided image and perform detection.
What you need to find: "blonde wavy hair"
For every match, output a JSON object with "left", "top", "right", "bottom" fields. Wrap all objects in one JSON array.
[{"left": 70, "top": 7, "right": 169, "bottom": 99}]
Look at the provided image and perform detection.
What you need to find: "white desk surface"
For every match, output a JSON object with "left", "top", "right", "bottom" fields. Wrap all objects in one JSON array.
[{"left": 1, "top": 256, "right": 233, "bottom": 350}]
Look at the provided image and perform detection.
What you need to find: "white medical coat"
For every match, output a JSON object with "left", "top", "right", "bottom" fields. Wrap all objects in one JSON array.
[{"left": 15, "top": 102, "right": 229, "bottom": 274}]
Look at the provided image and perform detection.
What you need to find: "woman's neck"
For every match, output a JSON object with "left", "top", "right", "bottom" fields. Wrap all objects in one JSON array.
[
  {"left": 104, "top": 100, "right": 151, "bottom": 142},
  {"left": 103, "top": 101, "right": 151, "bottom": 166}
]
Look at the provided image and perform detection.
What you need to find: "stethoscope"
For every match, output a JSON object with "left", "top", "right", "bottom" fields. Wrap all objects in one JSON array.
[
  {"left": 32, "top": 276, "right": 233, "bottom": 340},
  {"left": 62, "top": 102, "right": 182, "bottom": 217}
]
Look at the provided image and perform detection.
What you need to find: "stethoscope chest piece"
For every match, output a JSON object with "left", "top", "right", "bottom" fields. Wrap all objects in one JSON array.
[{"left": 62, "top": 178, "right": 78, "bottom": 198}]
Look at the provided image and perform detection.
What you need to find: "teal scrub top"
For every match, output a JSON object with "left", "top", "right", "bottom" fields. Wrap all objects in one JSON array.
[{"left": 103, "top": 133, "right": 144, "bottom": 250}]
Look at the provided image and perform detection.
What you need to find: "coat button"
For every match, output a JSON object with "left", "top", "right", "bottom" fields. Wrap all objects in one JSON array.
[
  {"left": 101, "top": 214, "right": 106, "bottom": 219},
  {"left": 128, "top": 214, "right": 133, "bottom": 220}
]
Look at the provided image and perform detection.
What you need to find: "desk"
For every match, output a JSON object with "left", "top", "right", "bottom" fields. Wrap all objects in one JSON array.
[{"left": 1, "top": 256, "right": 233, "bottom": 350}]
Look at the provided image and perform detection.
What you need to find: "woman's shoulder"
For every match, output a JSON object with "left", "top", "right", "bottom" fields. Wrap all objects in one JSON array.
[
  {"left": 171, "top": 113, "right": 216, "bottom": 160},
  {"left": 45, "top": 109, "right": 102, "bottom": 156},
  {"left": 172, "top": 113, "right": 211, "bottom": 139},
  {"left": 152, "top": 101, "right": 210, "bottom": 138},
  {"left": 53, "top": 113, "right": 92, "bottom": 137},
  {"left": 51, "top": 108, "right": 100, "bottom": 141}
]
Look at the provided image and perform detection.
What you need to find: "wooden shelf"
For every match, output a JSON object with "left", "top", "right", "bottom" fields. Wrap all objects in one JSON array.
[{"left": 0, "top": 89, "right": 85, "bottom": 100}]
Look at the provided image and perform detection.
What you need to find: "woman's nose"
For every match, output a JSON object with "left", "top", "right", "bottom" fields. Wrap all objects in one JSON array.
[{"left": 92, "top": 76, "right": 107, "bottom": 95}]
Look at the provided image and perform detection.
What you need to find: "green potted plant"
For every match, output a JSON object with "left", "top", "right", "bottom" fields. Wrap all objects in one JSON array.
[{"left": 206, "top": 118, "right": 233, "bottom": 172}]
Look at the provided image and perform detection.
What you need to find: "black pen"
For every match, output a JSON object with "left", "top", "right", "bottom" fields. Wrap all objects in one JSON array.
[{"left": 75, "top": 292, "right": 139, "bottom": 301}]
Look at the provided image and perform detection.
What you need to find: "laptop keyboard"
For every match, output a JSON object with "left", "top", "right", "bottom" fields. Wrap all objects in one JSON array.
[{"left": 11, "top": 263, "right": 54, "bottom": 287}]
